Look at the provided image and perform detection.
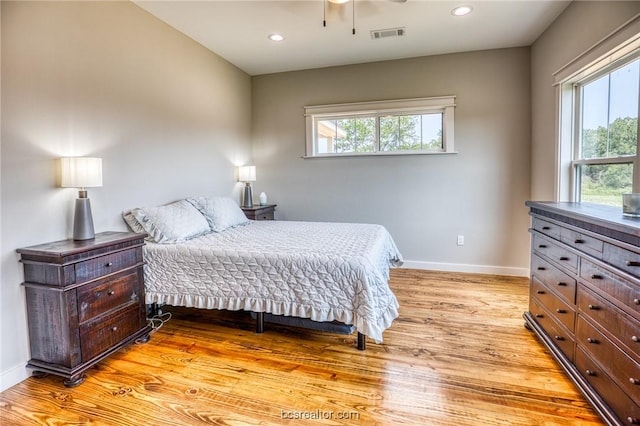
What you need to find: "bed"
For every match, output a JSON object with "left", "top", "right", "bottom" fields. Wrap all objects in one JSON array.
[{"left": 123, "top": 196, "right": 403, "bottom": 349}]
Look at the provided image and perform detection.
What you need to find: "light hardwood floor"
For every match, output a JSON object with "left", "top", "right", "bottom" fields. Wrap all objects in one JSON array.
[{"left": 0, "top": 270, "right": 603, "bottom": 425}]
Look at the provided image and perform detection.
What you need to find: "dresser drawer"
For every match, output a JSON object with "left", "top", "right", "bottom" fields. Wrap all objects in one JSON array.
[
  {"left": 575, "top": 346, "right": 640, "bottom": 425},
  {"left": 533, "top": 234, "right": 578, "bottom": 273},
  {"left": 529, "top": 297, "right": 575, "bottom": 360},
  {"left": 80, "top": 303, "right": 145, "bottom": 362},
  {"left": 576, "top": 316, "right": 640, "bottom": 406},
  {"left": 560, "top": 227, "right": 604, "bottom": 258},
  {"left": 530, "top": 277, "right": 576, "bottom": 332},
  {"left": 580, "top": 258, "right": 640, "bottom": 319},
  {"left": 532, "top": 217, "right": 561, "bottom": 240},
  {"left": 603, "top": 242, "right": 640, "bottom": 279},
  {"left": 531, "top": 254, "right": 577, "bottom": 304},
  {"left": 75, "top": 247, "right": 142, "bottom": 283},
  {"left": 77, "top": 269, "right": 143, "bottom": 324},
  {"left": 578, "top": 286, "right": 640, "bottom": 359}
]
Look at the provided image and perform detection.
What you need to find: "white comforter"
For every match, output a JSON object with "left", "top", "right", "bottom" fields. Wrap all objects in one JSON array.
[{"left": 143, "top": 220, "right": 403, "bottom": 342}]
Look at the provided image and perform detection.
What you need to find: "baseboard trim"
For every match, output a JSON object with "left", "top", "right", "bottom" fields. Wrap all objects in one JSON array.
[
  {"left": 0, "top": 363, "right": 29, "bottom": 392},
  {"left": 401, "top": 260, "right": 529, "bottom": 277}
]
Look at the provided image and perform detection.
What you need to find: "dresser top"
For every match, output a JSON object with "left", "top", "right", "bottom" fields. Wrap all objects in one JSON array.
[
  {"left": 526, "top": 201, "right": 640, "bottom": 241},
  {"left": 16, "top": 231, "right": 145, "bottom": 258}
]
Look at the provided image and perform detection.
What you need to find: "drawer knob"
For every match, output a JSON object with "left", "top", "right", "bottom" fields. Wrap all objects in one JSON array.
[
  {"left": 559, "top": 256, "right": 569, "bottom": 261},
  {"left": 536, "top": 290, "right": 545, "bottom": 295},
  {"left": 634, "top": 298, "right": 640, "bottom": 305},
  {"left": 535, "top": 313, "right": 544, "bottom": 318},
  {"left": 585, "top": 369, "right": 596, "bottom": 377},
  {"left": 556, "top": 309, "right": 566, "bottom": 314},
  {"left": 574, "top": 239, "right": 585, "bottom": 244},
  {"left": 108, "top": 290, "right": 115, "bottom": 296},
  {"left": 628, "top": 417, "right": 640, "bottom": 425},
  {"left": 630, "top": 378, "right": 640, "bottom": 385},
  {"left": 111, "top": 326, "right": 118, "bottom": 332},
  {"left": 542, "top": 226, "right": 551, "bottom": 230},
  {"left": 627, "top": 261, "right": 640, "bottom": 267},
  {"left": 588, "top": 304, "right": 599, "bottom": 310},
  {"left": 632, "top": 336, "right": 639, "bottom": 343},
  {"left": 591, "top": 274, "right": 603, "bottom": 280},
  {"left": 587, "top": 337, "right": 598, "bottom": 344},
  {"left": 537, "top": 267, "right": 546, "bottom": 271},
  {"left": 557, "top": 282, "right": 567, "bottom": 287},
  {"left": 538, "top": 244, "right": 548, "bottom": 249},
  {"left": 554, "top": 335, "right": 564, "bottom": 341},
  {"left": 105, "top": 262, "right": 113, "bottom": 267}
]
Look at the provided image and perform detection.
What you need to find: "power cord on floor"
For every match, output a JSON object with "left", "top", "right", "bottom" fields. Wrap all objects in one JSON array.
[
  {"left": 148, "top": 311, "right": 172, "bottom": 334},
  {"left": 135, "top": 311, "right": 172, "bottom": 344}
]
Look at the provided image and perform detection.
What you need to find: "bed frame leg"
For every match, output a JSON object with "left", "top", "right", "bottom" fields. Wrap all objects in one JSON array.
[
  {"left": 357, "top": 332, "right": 366, "bottom": 351},
  {"left": 256, "top": 312, "right": 265, "bottom": 333}
]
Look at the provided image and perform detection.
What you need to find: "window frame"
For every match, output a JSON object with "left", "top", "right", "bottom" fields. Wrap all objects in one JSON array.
[
  {"left": 554, "top": 23, "right": 640, "bottom": 202},
  {"left": 569, "top": 52, "right": 640, "bottom": 203},
  {"left": 304, "top": 96, "right": 456, "bottom": 158}
]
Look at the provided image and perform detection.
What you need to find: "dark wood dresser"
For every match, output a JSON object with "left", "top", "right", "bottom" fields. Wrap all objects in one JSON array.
[
  {"left": 241, "top": 204, "right": 277, "bottom": 220},
  {"left": 525, "top": 202, "right": 640, "bottom": 425},
  {"left": 17, "top": 231, "right": 151, "bottom": 387}
]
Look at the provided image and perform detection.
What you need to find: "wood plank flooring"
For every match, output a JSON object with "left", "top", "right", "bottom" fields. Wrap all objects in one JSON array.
[{"left": 0, "top": 270, "right": 603, "bottom": 425}]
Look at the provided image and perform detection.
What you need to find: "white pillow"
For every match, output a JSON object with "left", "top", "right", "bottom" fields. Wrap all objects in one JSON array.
[
  {"left": 127, "top": 199, "right": 210, "bottom": 244},
  {"left": 122, "top": 209, "right": 147, "bottom": 234},
  {"left": 186, "top": 196, "right": 250, "bottom": 232}
]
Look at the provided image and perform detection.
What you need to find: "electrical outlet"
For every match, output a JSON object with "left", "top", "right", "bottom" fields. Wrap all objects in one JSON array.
[{"left": 457, "top": 235, "right": 465, "bottom": 246}]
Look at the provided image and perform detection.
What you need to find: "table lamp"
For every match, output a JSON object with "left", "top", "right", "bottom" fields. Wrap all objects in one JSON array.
[
  {"left": 238, "top": 166, "right": 256, "bottom": 208},
  {"left": 60, "top": 157, "right": 103, "bottom": 240}
]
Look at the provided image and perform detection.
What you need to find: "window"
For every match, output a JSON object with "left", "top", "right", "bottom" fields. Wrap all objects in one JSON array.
[
  {"left": 304, "top": 96, "right": 455, "bottom": 157},
  {"left": 571, "top": 56, "right": 639, "bottom": 206}
]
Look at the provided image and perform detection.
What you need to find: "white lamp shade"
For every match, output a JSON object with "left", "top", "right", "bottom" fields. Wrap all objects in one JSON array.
[
  {"left": 238, "top": 165, "right": 256, "bottom": 182},
  {"left": 60, "top": 157, "right": 103, "bottom": 188}
]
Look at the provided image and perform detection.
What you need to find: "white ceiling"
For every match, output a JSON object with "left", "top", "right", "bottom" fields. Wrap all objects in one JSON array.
[{"left": 134, "top": 0, "right": 571, "bottom": 76}]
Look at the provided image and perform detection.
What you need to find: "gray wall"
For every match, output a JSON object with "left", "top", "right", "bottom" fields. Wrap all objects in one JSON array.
[
  {"left": 531, "top": 1, "right": 640, "bottom": 200},
  {"left": 0, "top": 1, "right": 252, "bottom": 389},
  {"left": 251, "top": 48, "right": 532, "bottom": 275}
]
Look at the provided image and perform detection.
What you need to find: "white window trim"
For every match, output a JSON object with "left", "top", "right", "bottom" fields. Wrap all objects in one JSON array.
[
  {"left": 554, "top": 14, "right": 640, "bottom": 201},
  {"left": 304, "top": 96, "right": 456, "bottom": 158}
]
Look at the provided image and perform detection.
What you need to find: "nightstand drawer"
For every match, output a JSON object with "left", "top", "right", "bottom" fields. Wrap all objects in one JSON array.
[
  {"left": 241, "top": 204, "right": 277, "bottom": 221},
  {"left": 80, "top": 303, "right": 144, "bottom": 362},
  {"left": 75, "top": 247, "right": 142, "bottom": 283},
  {"left": 78, "top": 269, "right": 143, "bottom": 324},
  {"left": 254, "top": 211, "right": 274, "bottom": 220}
]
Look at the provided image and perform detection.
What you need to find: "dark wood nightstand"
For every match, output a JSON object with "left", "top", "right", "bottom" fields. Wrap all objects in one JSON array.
[
  {"left": 241, "top": 204, "right": 277, "bottom": 220},
  {"left": 17, "top": 231, "right": 152, "bottom": 387}
]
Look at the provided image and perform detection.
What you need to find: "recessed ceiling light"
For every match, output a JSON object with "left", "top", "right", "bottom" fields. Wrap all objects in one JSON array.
[
  {"left": 268, "top": 33, "right": 285, "bottom": 42},
  {"left": 328, "top": 0, "right": 350, "bottom": 4},
  {"left": 451, "top": 5, "right": 473, "bottom": 16}
]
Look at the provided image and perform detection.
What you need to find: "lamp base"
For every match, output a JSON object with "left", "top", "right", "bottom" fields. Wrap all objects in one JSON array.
[
  {"left": 73, "top": 198, "right": 95, "bottom": 240},
  {"left": 242, "top": 183, "right": 253, "bottom": 208}
]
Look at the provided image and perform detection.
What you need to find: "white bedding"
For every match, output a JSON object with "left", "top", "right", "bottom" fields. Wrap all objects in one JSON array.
[{"left": 143, "top": 220, "right": 403, "bottom": 342}]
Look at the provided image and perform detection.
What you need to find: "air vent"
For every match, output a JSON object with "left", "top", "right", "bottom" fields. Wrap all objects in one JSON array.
[{"left": 370, "top": 27, "right": 405, "bottom": 40}]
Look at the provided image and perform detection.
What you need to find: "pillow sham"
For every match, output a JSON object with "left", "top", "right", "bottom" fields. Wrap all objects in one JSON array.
[
  {"left": 186, "top": 196, "right": 250, "bottom": 232},
  {"left": 122, "top": 209, "right": 146, "bottom": 234},
  {"left": 126, "top": 199, "right": 210, "bottom": 244}
]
